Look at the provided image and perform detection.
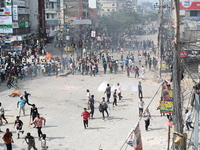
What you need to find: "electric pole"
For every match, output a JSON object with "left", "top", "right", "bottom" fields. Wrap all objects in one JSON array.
[{"left": 172, "top": 0, "right": 185, "bottom": 149}]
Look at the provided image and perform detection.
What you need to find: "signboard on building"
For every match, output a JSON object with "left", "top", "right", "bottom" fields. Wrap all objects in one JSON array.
[
  {"left": 13, "top": 5, "right": 18, "bottom": 20},
  {"left": 5, "top": 0, "right": 12, "bottom": 6},
  {"left": 46, "top": 20, "right": 58, "bottom": 26},
  {"left": 13, "top": 22, "right": 31, "bottom": 28},
  {"left": 180, "top": 1, "right": 200, "bottom": 10},
  {"left": 18, "top": 8, "right": 30, "bottom": 14},
  {"left": 89, "top": 0, "right": 97, "bottom": 8},
  {"left": 13, "top": 1, "right": 26, "bottom": 7},
  {"left": 0, "top": 26, "right": 13, "bottom": 34},
  {"left": 46, "top": 26, "right": 50, "bottom": 37},
  {"left": 14, "top": 46, "right": 22, "bottom": 51},
  {"left": 0, "top": 16, "right": 12, "bottom": 25},
  {"left": 74, "top": 19, "right": 92, "bottom": 25},
  {"left": 0, "top": 7, "right": 12, "bottom": 15}
]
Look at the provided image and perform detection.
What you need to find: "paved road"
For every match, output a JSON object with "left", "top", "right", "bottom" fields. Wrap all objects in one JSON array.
[{"left": 0, "top": 34, "right": 197, "bottom": 150}]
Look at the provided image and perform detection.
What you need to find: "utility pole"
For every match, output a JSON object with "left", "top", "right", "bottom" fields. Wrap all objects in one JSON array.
[
  {"left": 158, "top": 0, "right": 164, "bottom": 78},
  {"left": 194, "top": 93, "right": 199, "bottom": 150},
  {"left": 172, "top": 0, "right": 185, "bottom": 149}
]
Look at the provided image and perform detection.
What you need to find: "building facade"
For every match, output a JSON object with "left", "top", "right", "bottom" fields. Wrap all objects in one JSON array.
[{"left": 45, "top": 0, "right": 58, "bottom": 37}]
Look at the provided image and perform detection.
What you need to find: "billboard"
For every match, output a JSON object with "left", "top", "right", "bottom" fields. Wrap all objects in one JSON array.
[
  {"left": 0, "top": 16, "right": 12, "bottom": 25},
  {"left": 74, "top": 19, "right": 92, "bottom": 25},
  {"left": 0, "top": 27, "right": 13, "bottom": 34},
  {"left": 13, "top": 5, "right": 18, "bottom": 20},
  {"left": 180, "top": 1, "right": 200, "bottom": 10},
  {"left": 0, "top": 7, "right": 12, "bottom": 15}
]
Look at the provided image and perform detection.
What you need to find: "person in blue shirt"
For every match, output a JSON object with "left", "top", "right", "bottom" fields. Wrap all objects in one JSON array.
[
  {"left": 17, "top": 95, "right": 26, "bottom": 116},
  {"left": 138, "top": 81, "right": 143, "bottom": 98},
  {"left": 89, "top": 95, "right": 95, "bottom": 119}
]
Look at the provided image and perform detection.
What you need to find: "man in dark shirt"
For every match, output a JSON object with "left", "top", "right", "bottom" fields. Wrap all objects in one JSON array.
[
  {"left": 25, "top": 132, "right": 37, "bottom": 150},
  {"left": 30, "top": 104, "right": 38, "bottom": 128},
  {"left": 104, "top": 84, "right": 111, "bottom": 103},
  {"left": 89, "top": 95, "right": 94, "bottom": 119},
  {"left": 24, "top": 91, "right": 32, "bottom": 106},
  {"left": 13, "top": 116, "right": 24, "bottom": 139}
]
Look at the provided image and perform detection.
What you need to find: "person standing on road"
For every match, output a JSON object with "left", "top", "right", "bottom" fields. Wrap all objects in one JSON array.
[
  {"left": 138, "top": 97, "right": 145, "bottom": 117},
  {"left": 113, "top": 89, "right": 118, "bottom": 107},
  {"left": 100, "top": 97, "right": 109, "bottom": 120},
  {"left": 126, "top": 65, "right": 130, "bottom": 77},
  {"left": 30, "top": 104, "right": 38, "bottom": 127},
  {"left": 104, "top": 84, "right": 111, "bottom": 103},
  {"left": 185, "top": 109, "right": 194, "bottom": 131},
  {"left": 89, "top": 95, "right": 95, "bottom": 119},
  {"left": 103, "top": 61, "right": 107, "bottom": 74},
  {"left": 143, "top": 109, "right": 152, "bottom": 131},
  {"left": 140, "top": 66, "right": 145, "bottom": 80},
  {"left": 24, "top": 91, "right": 32, "bottom": 106},
  {"left": 31, "top": 113, "right": 46, "bottom": 140},
  {"left": 2, "top": 128, "right": 14, "bottom": 150},
  {"left": 138, "top": 81, "right": 143, "bottom": 98},
  {"left": 0, "top": 102, "right": 8, "bottom": 124},
  {"left": 86, "top": 89, "right": 90, "bottom": 110},
  {"left": 25, "top": 132, "right": 38, "bottom": 150},
  {"left": 134, "top": 66, "right": 139, "bottom": 78},
  {"left": 17, "top": 95, "right": 26, "bottom": 116},
  {"left": 81, "top": 108, "right": 90, "bottom": 129},
  {"left": 117, "top": 83, "right": 122, "bottom": 100},
  {"left": 13, "top": 116, "right": 24, "bottom": 139}
]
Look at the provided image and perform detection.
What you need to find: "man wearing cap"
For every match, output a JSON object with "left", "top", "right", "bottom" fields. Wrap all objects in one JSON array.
[
  {"left": 17, "top": 95, "right": 26, "bottom": 116},
  {"left": 25, "top": 132, "right": 37, "bottom": 150}
]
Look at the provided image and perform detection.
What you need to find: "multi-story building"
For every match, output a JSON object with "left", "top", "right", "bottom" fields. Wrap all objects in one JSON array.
[
  {"left": 98, "top": 0, "right": 117, "bottom": 16},
  {"left": 45, "top": 0, "right": 58, "bottom": 37}
]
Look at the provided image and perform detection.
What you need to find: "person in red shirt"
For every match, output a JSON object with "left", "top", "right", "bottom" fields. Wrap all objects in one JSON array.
[
  {"left": 126, "top": 66, "right": 130, "bottom": 77},
  {"left": 134, "top": 66, "right": 139, "bottom": 78},
  {"left": 81, "top": 108, "right": 90, "bottom": 129}
]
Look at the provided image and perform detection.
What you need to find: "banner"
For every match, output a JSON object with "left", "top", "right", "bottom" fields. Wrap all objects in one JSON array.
[
  {"left": 127, "top": 122, "right": 142, "bottom": 150},
  {"left": 91, "top": 31, "right": 96, "bottom": 37},
  {"left": 14, "top": 46, "right": 22, "bottom": 51},
  {"left": 160, "top": 80, "right": 173, "bottom": 113},
  {"left": 13, "top": 22, "right": 31, "bottom": 28},
  {"left": 13, "top": 5, "right": 18, "bottom": 20},
  {"left": 180, "top": 1, "right": 200, "bottom": 10},
  {"left": 160, "top": 101, "right": 173, "bottom": 113},
  {"left": 0, "top": 16, "right": 12, "bottom": 25},
  {"left": 5, "top": 0, "right": 12, "bottom": 6}
]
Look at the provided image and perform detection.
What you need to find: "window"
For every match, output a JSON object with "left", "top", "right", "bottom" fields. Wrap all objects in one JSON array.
[
  {"left": 52, "top": 26, "right": 55, "bottom": 30},
  {"left": 47, "top": 14, "right": 49, "bottom": 19},
  {"left": 51, "top": 14, "right": 54, "bottom": 19},
  {"left": 112, "top": 9, "right": 115, "bottom": 11},
  {"left": 107, "top": 9, "right": 110, "bottom": 11},
  {"left": 51, "top": 2, "right": 54, "bottom": 9},
  {"left": 190, "top": 11, "right": 198, "bottom": 17},
  {"left": 46, "top": 3, "right": 49, "bottom": 8},
  {"left": 112, "top": 4, "right": 115, "bottom": 6},
  {"left": 102, "top": 9, "right": 104, "bottom": 11},
  {"left": 101, "top": 4, "right": 103, "bottom": 6}
]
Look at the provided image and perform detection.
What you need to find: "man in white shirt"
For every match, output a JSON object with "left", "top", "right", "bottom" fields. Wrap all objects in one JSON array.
[
  {"left": 140, "top": 66, "right": 145, "bottom": 80},
  {"left": 138, "top": 97, "right": 145, "bottom": 117},
  {"left": 185, "top": 109, "right": 194, "bottom": 131}
]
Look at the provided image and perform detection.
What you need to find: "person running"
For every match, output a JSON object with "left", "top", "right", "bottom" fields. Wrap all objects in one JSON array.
[
  {"left": 2, "top": 128, "right": 14, "bottom": 150},
  {"left": 185, "top": 109, "right": 194, "bottom": 131},
  {"left": 104, "top": 84, "right": 111, "bottom": 103},
  {"left": 24, "top": 91, "right": 32, "bottom": 106},
  {"left": 31, "top": 113, "right": 46, "bottom": 140},
  {"left": 0, "top": 102, "right": 8, "bottom": 124},
  {"left": 81, "top": 108, "right": 90, "bottom": 129},
  {"left": 17, "top": 95, "right": 26, "bottom": 116},
  {"left": 89, "top": 95, "right": 95, "bottom": 119},
  {"left": 113, "top": 89, "right": 117, "bottom": 107},
  {"left": 138, "top": 81, "right": 143, "bottom": 98},
  {"left": 25, "top": 132, "right": 38, "bottom": 150},
  {"left": 100, "top": 97, "right": 109, "bottom": 120},
  {"left": 30, "top": 104, "right": 38, "bottom": 128},
  {"left": 138, "top": 97, "right": 145, "bottom": 117},
  {"left": 41, "top": 134, "right": 48, "bottom": 150},
  {"left": 143, "top": 109, "right": 152, "bottom": 131},
  {"left": 117, "top": 83, "right": 123, "bottom": 100},
  {"left": 13, "top": 116, "right": 24, "bottom": 139}
]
